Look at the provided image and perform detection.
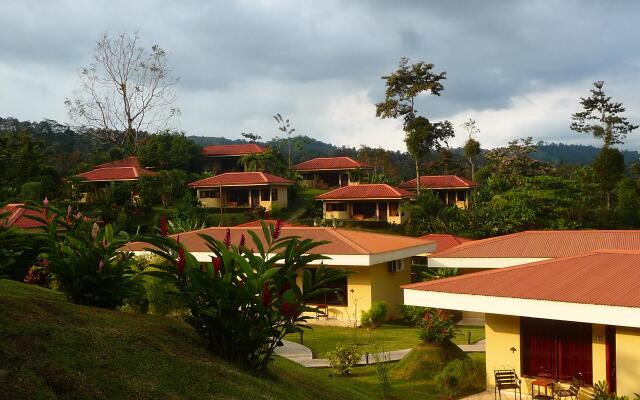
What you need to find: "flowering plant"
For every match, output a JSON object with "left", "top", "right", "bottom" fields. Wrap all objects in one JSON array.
[
  {"left": 141, "top": 220, "right": 350, "bottom": 370},
  {"left": 417, "top": 308, "right": 459, "bottom": 345},
  {"left": 24, "top": 201, "right": 142, "bottom": 309}
]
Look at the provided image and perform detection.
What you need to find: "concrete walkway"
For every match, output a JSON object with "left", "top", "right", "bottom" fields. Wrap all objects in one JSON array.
[
  {"left": 461, "top": 390, "right": 530, "bottom": 400},
  {"left": 275, "top": 339, "right": 485, "bottom": 368}
]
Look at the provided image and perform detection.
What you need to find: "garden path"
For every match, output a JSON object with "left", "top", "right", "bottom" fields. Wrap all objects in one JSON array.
[{"left": 275, "top": 339, "right": 485, "bottom": 368}]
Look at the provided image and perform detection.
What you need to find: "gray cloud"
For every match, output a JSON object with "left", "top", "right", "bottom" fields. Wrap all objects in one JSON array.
[{"left": 1, "top": 0, "right": 640, "bottom": 150}]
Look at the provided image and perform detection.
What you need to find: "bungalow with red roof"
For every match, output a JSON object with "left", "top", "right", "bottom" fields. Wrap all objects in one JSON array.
[
  {"left": 316, "top": 184, "right": 413, "bottom": 224},
  {"left": 403, "top": 249, "right": 640, "bottom": 397},
  {"left": 125, "top": 226, "right": 435, "bottom": 324},
  {"left": 201, "top": 143, "right": 264, "bottom": 174},
  {"left": 292, "top": 157, "right": 373, "bottom": 189},
  {"left": 411, "top": 233, "right": 472, "bottom": 283},
  {"left": 428, "top": 230, "right": 640, "bottom": 324},
  {"left": 0, "top": 203, "right": 47, "bottom": 230},
  {"left": 188, "top": 172, "right": 292, "bottom": 211},
  {"left": 398, "top": 175, "right": 479, "bottom": 209},
  {"left": 75, "top": 156, "right": 158, "bottom": 203}
]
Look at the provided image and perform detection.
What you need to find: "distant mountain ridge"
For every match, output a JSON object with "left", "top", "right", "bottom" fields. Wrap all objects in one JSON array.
[{"left": 2, "top": 116, "right": 639, "bottom": 166}]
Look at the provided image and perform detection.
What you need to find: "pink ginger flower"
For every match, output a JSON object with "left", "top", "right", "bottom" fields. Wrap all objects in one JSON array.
[
  {"left": 239, "top": 233, "right": 246, "bottom": 247},
  {"left": 98, "top": 260, "right": 105, "bottom": 273},
  {"left": 223, "top": 228, "right": 231, "bottom": 249},
  {"left": 43, "top": 197, "right": 49, "bottom": 208},
  {"left": 66, "top": 205, "right": 72, "bottom": 224},
  {"left": 91, "top": 223, "right": 100, "bottom": 240}
]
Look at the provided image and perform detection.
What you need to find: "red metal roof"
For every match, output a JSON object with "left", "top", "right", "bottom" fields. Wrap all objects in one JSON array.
[
  {"left": 124, "top": 226, "right": 433, "bottom": 255},
  {"left": 292, "top": 157, "right": 372, "bottom": 171},
  {"left": 94, "top": 156, "right": 141, "bottom": 169},
  {"left": 398, "top": 175, "right": 479, "bottom": 190},
  {"left": 434, "top": 230, "right": 640, "bottom": 258},
  {"left": 0, "top": 204, "right": 47, "bottom": 229},
  {"left": 236, "top": 219, "right": 296, "bottom": 227},
  {"left": 201, "top": 143, "right": 264, "bottom": 157},
  {"left": 404, "top": 249, "right": 640, "bottom": 308},
  {"left": 188, "top": 172, "right": 293, "bottom": 187},
  {"left": 316, "top": 184, "right": 413, "bottom": 200},
  {"left": 76, "top": 166, "right": 158, "bottom": 182},
  {"left": 419, "top": 234, "right": 472, "bottom": 254}
]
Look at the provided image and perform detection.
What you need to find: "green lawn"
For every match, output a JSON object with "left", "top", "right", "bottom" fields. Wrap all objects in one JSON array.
[{"left": 286, "top": 322, "right": 484, "bottom": 357}]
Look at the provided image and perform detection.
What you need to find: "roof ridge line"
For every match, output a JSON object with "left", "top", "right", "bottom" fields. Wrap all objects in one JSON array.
[
  {"left": 434, "top": 231, "right": 533, "bottom": 257},
  {"left": 325, "top": 229, "right": 369, "bottom": 254}
]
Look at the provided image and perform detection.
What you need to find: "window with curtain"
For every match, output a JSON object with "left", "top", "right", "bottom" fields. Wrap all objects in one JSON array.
[{"left": 521, "top": 317, "right": 593, "bottom": 384}]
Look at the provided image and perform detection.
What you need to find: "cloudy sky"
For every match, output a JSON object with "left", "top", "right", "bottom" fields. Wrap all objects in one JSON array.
[{"left": 2, "top": 0, "right": 640, "bottom": 151}]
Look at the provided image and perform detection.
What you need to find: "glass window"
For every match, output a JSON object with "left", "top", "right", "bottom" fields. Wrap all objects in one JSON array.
[
  {"left": 521, "top": 317, "right": 593, "bottom": 384},
  {"left": 199, "top": 190, "right": 220, "bottom": 198},
  {"left": 303, "top": 268, "right": 348, "bottom": 306},
  {"left": 327, "top": 202, "right": 346, "bottom": 212},
  {"left": 271, "top": 188, "right": 278, "bottom": 201},
  {"left": 388, "top": 259, "right": 404, "bottom": 272},
  {"left": 261, "top": 189, "right": 270, "bottom": 201}
]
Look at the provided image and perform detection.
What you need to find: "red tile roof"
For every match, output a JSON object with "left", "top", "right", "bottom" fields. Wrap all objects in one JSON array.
[
  {"left": 398, "top": 175, "right": 479, "bottom": 190},
  {"left": 316, "top": 184, "right": 413, "bottom": 200},
  {"left": 433, "top": 230, "right": 640, "bottom": 258},
  {"left": 404, "top": 249, "right": 640, "bottom": 308},
  {"left": 94, "top": 156, "right": 141, "bottom": 169},
  {"left": 419, "top": 234, "right": 472, "bottom": 254},
  {"left": 0, "top": 203, "right": 47, "bottom": 229},
  {"left": 202, "top": 143, "right": 264, "bottom": 157},
  {"left": 188, "top": 172, "right": 293, "bottom": 187},
  {"left": 292, "top": 157, "right": 372, "bottom": 171},
  {"left": 76, "top": 166, "right": 158, "bottom": 182},
  {"left": 124, "top": 226, "right": 432, "bottom": 255}
]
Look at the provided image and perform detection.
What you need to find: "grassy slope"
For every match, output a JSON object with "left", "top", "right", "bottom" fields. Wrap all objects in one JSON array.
[
  {"left": 0, "top": 280, "right": 368, "bottom": 400},
  {"left": 286, "top": 323, "right": 485, "bottom": 357}
]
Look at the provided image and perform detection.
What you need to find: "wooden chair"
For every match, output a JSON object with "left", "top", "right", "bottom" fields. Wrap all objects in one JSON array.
[
  {"left": 494, "top": 369, "right": 522, "bottom": 400},
  {"left": 555, "top": 381, "right": 580, "bottom": 400}
]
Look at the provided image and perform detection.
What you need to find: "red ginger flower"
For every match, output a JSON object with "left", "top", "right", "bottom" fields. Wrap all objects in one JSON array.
[
  {"left": 262, "top": 284, "right": 271, "bottom": 307},
  {"left": 98, "top": 260, "right": 105, "bottom": 273},
  {"left": 177, "top": 246, "right": 186, "bottom": 273},
  {"left": 282, "top": 301, "right": 298, "bottom": 317},
  {"left": 223, "top": 228, "right": 231, "bottom": 249},
  {"left": 239, "top": 233, "right": 246, "bottom": 247},
  {"left": 66, "top": 205, "right": 72, "bottom": 224},
  {"left": 213, "top": 257, "right": 221, "bottom": 274},
  {"left": 160, "top": 213, "right": 168, "bottom": 237},
  {"left": 273, "top": 220, "right": 283, "bottom": 240}
]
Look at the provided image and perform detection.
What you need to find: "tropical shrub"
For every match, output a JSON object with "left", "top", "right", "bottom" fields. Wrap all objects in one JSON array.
[
  {"left": 23, "top": 262, "right": 50, "bottom": 287},
  {"left": 361, "top": 301, "right": 388, "bottom": 328},
  {"left": 327, "top": 344, "right": 362, "bottom": 376},
  {"left": 417, "top": 308, "right": 459, "bottom": 345},
  {"left": 434, "top": 358, "right": 486, "bottom": 397},
  {"left": 27, "top": 201, "right": 143, "bottom": 309},
  {"left": 373, "top": 351, "right": 393, "bottom": 397},
  {"left": 397, "top": 304, "right": 430, "bottom": 326},
  {"left": 141, "top": 221, "right": 350, "bottom": 370}
]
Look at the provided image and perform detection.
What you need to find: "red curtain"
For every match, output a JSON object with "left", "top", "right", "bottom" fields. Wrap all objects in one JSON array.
[{"left": 521, "top": 318, "right": 593, "bottom": 383}]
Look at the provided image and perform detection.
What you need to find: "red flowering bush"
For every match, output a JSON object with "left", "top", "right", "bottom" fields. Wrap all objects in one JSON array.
[
  {"left": 417, "top": 308, "right": 459, "bottom": 345},
  {"left": 24, "top": 260, "right": 50, "bottom": 287},
  {"left": 141, "top": 221, "right": 350, "bottom": 370},
  {"left": 24, "top": 202, "right": 142, "bottom": 309}
]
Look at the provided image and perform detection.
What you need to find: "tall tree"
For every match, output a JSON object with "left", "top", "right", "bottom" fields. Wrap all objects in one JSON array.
[
  {"left": 571, "top": 81, "right": 638, "bottom": 147},
  {"left": 375, "top": 57, "right": 451, "bottom": 193},
  {"left": 593, "top": 147, "right": 626, "bottom": 209},
  {"left": 462, "top": 119, "right": 481, "bottom": 181},
  {"left": 404, "top": 118, "right": 454, "bottom": 190},
  {"left": 241, "top": 132, "right": 262, "bottom": 142},
  {"left": 273, "top": 114, "right": 296, "bottom": 169},
  {"left": 65, "top": 32, "right": 180, "bottom": 153}
]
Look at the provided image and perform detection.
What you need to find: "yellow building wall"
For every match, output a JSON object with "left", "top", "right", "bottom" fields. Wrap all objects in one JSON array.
[
  {"left": 197, "top": 186, "right": 288, "bottom": 210},
  {"left": 592, "top": 324, "right": 608, "bottom": 390},
  {"left": 369, "top": 259, "right": 412, "bottom": 320},
  {"left": 485, "top": 314, "right": 522, "bottom": 390},
  {"left": 616, "top": 327, "right": 640, "bottom": 396},
  {"left": 296, "top": 261, "right": 412, "bottom": 324}
]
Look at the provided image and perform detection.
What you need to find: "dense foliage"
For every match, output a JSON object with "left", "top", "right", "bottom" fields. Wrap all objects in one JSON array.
[
  {"left": 28, "top": 202, "right": 143, "bottom": 309},
  {"left": 141, "top": 221, "right": 350, "bottom": 370}
]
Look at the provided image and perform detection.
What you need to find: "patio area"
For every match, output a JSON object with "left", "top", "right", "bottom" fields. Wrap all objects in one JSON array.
[{"left": 462, "top": 391, "right": 532, "bottom": 400}]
